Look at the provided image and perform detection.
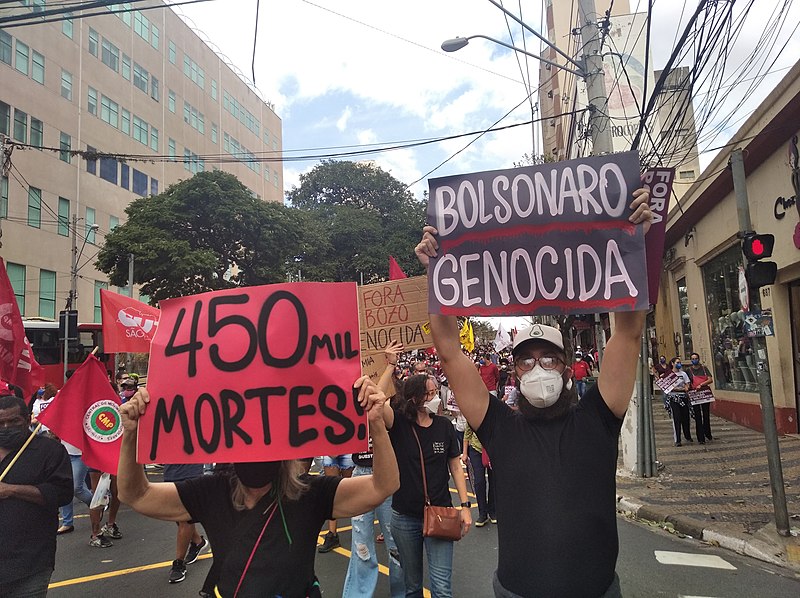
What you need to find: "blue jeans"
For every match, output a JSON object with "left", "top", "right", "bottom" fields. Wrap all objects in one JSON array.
[
  {"left": 342, "top": 466, "right": 404, "bottom": 598},
  {"left": 467, "top": 446, "right": 495, "bottom": 519},
  {"left": 391, "top": 510, "right": 453, "bottom": 598},
  {"left": 576, "top": 379, "right": 586, "bottom": 399},
  {"left": 60, "top": 454, "right": 93, "bottom": 527}
]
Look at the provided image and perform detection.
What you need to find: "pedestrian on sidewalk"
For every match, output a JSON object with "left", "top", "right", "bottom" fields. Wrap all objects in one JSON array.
[
  {"left": 669, "top": 357, "right": 693, "bottom": 446},
  {"left": 688, "top": 352, "right": 714, "bottom": 443}
]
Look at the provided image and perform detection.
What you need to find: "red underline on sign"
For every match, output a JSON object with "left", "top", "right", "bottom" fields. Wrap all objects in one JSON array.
[
  {"left": 439, "top": 297, "right": 639, "bottom": 316},
  {"left": 440, "top": 221, "right": 636, "bottom": 252}
]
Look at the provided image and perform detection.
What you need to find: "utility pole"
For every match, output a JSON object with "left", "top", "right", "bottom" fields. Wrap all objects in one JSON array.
[
  {"left": 730, "top": 149, "right": 790, "bottom": 536},
  {"left": 63, "top": 213, "right": 78, "bottom": 383},
  {"left": 126, "top": 253, "right": 134, "bottom": 373}
]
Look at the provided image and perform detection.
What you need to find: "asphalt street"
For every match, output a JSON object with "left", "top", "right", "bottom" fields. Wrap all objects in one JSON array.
[{"left": 48, "top": 499, "right": 800, "bottom": 597}]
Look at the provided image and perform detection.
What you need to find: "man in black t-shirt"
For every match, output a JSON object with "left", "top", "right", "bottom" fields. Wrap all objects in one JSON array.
[{"left": 415, "top": 189, "right": 652, "bottom": 598}]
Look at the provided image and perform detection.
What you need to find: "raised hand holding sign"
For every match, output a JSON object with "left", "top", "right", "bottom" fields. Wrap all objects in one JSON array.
[{"left": 137, "top": 282, "right": 365, "bottom": 464}]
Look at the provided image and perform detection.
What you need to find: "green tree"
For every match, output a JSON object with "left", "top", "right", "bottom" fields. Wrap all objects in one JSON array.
[
  {"left": 96, "top": 171, "right": 304, "bottom": 303},
  {"left": 287, "top": 160, "right": 426, "bottom": 282}
]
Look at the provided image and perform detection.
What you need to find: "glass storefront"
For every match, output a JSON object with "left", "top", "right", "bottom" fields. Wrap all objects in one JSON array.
[
  {"left": 677, "top": 277, "right": 693, "bottom": 358},
  {"left": 702, "top": 245, "right": 759, "bottom": 393}
]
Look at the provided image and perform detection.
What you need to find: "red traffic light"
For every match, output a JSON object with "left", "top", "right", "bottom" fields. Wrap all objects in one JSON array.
[
  {"left": 751, "top": 239, "right": 765, "bottom": 256},
  {"left": 742, "top": 233, "right": 774, "bottom": 261}
]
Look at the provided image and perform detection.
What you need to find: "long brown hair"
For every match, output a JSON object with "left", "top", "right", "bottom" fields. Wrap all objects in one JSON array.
[{"left": 396, "top": 374, "right": 430, "bottom": 421}]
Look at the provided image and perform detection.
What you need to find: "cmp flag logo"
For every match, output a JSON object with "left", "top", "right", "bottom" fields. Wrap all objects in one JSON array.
[{"left": 83, "top": 400, "right": 123, "bottom": 443}]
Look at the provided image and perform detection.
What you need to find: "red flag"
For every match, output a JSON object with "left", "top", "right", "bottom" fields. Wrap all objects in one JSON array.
[
  {"left": 389, "top": 256, "right": 407, "bottom": 280},
  {"left": 38, "top": 354, "right": 122, "bottom": 475},
  {"left": 100, "top": 289, "right": 160, "bottom": 353},
  {"left": 0, "top": 258, "right": 43, "bottom": 395}
]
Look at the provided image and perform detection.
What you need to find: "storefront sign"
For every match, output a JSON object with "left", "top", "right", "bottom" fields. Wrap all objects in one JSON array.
[
  {"left": 426, "top": 152, "right": 647, "bottom": 316},
  {"left": 139, "top": 283, "right": 366, "bottom": 464},
  {"left": 743, "top": 310, "right": 774, "bottom": 337}
]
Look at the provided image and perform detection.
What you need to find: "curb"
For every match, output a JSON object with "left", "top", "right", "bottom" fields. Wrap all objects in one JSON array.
[{"left": 616, "top": 495, "right": 800, "bottom": 573}]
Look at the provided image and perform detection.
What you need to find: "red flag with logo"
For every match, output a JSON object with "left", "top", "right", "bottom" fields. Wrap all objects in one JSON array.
[
  {"left": 389, "top": 256, "right": 407, "bottom": 280},
  {"left": 100, "top": 289, "right": 160, "bottom": 353},
  {"left": 0, "top": 258, "right": 44, "bottom": 395},
  {"left": 38, "top": 354, "right": 122, "bottom": 475}
]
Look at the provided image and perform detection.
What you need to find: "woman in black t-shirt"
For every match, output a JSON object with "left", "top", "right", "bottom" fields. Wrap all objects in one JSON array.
[{"left": 380, "top": 361, "right": 471, "bottom": 598}]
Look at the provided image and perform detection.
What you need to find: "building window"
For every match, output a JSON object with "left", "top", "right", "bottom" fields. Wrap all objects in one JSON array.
[
  {"left": 120, "top": 163, "right": 130, "bottom": 190},
  {"left": 0, "top": 176, "right": 8, "bottom": 219},
  {"left": 101, "top": 39, "right": 119, "bottom": 72},
  {"left": 59, "top": 132, "right": 71, "bottom": 162},
  {"left": 150, "top": 24, "right": 159, "bottom": 49},
  {"left": 677, "top": 278, "right": 693, "bottom": 358},
  {"left": 31, "top": 50, "right": 44, "bottom": 84},
  {"left": 13, "top": 108, "right": 27, "bottom": 142},
  {"left": 121, "top": 109, "right": 130, "bottom": 135},
  {"left": 168, "top": 138, "right": 176, "bottom": 160},
  {"left": 132, "top": 116, "right": 148, "bottom": 145},
  {"left": 168, "top": 40, "right": 176, "bottom": 64},
  {"left": 58, "top": 196, "right": 70, "bottom": 236},
  {"left": 211, "top": 79, "right": 217, "bottom": 100},
  {"left": 150, "top": 179, "right": 158, "bottom": 195},
  {"left": 88, "top": 28, "right": 99, "bottom": 57},
  {"left": 149, "top": 126, "right": 158, "bottom": 151},
  {"left": 14, "top": 40, "right": 28, "bottom": 75},
  {"left": 133, "top": 11, "right": 149, "bottom": 42},
  {"left": 100, "top": 96, "right": 119, "bottom": 128},
  {"left": 0, "top": 30, "right": 11, "bottom": 65},
  {"left": 30, "top": 117, "right": 43, "bottom": 148},
  {"left": 679, "top": 170, "right": 695, "bottom": 179},
  {"left": 211, "top": 124, "right": 217, "bottom": 144},
  {"left": 151, "top": 76, "right": 159, "bottom": 101},
  {"left": 120, "top": 3, "right": 132, "bottom": 26},
  {"left": 132, "top": 169, "right": 148, "bottom": 196},
  {"left": 133, "top": 63, "right": 148, "bottom": 93},
  {"left": 88, "top": 87, "right": 97, "bottom": 116},
  {"left": 28, "top": 186, "right": 41, "bottom": 228},
  {"left": 168, "top": 90, "right": 175, "bottom": 112},
  {"left": 86, "top": 144, "right": 97, "bottom": 175},
  {"left": 183, "top": 54, "right": 204, "bottom": 89},
  {"left": 62, "top": 16, "right": 73, "bottom": 39},
  {"left": 110, "top": 215, "right": 119, "bottom": 230},
  {"left": 122, "top": 54, "right": 131, "bottom": 80},
  {"left": 0, "top": 101, "right": 8, "bottom": 136},
  {"left": 100, "top": 157, "right": 118, "bottom": 184},
  {"left": 39, "top": 269, "right": 56, "bottom": 319},
  {"left": 85, "top": 207, "right": 96, "bottom": 244},
  {"left": 702, "top": 244, "right": 760, "bottom": 394},
  {"left": 6, "top": 262, "right": 25, "bottom": 315},
  {"left": 61, "top": 70, "right": 72, "bottom": 100},
  {"left": 94, "top": 281, "right": 108, "bottom": 322}
]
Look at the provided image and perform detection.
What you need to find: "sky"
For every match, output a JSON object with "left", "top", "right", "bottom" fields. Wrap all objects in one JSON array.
[{"left": 174, "top": 0, "right": 799, "bottom": 332}]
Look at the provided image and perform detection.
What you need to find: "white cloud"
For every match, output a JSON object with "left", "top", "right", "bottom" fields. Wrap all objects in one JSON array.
[{"left": 336, "top": 106, "right": 353, "bottom": 132}]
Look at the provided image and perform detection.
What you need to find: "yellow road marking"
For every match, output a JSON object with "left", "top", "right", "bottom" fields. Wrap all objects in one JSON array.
[{"left": 48, "top": 553, "right": 213, "bottom": 588}]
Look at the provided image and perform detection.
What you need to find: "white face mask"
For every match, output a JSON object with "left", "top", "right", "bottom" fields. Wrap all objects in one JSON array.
[
  {"left": 424, "top": 395, "right": 441, "bottom": 414},
  {"left": 519, "top": 367, "right": 569, "bottom": 408}
]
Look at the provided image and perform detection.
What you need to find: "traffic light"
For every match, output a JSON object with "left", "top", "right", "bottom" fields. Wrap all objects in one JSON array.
[{"left": 741, "top": 233, "right": 777, "bottom": 289}]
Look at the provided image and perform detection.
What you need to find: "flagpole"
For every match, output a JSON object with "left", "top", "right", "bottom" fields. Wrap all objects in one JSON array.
[{"left": 0, "top": 423, "right": 42, "bottom": 482}]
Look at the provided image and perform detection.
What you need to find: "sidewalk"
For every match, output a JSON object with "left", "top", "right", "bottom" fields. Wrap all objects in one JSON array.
[{"left": 615, "top": 399, "right": 800, "bottom": 572}]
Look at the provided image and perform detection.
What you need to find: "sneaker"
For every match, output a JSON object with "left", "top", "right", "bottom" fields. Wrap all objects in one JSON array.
[
  {"left": 168, "top": 559, "right": 187, "bottom": 584},
  {"left": 475, "top": 515, "right": 489, "bottom": 527},
  {"left": 317, "top": 532, "right": 340, "bottom": 553},
  {"left": 185, "top": 536, "right": 208, "bottom": 565},
  {"left": 101, "top": 523, "right": 122, "bottom": 539},
  {"left": 89, "top": 535, "right": 113, "bottom": 548},
  {"left": 489, "top": 515, "right": 498, "bottom": 524}
]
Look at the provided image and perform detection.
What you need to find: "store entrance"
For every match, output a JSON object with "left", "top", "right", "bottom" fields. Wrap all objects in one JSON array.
[{"left": 788, "top": 282, "right": 800, "bottom": 433}]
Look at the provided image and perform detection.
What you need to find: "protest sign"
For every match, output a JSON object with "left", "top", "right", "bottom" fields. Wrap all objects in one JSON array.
[
  {"left": 426, "top": 152, "right": 647, "bottom": 316},
  {"left": 642, "top": 167, "right": 675, "bottom": 304},
  {"left": 688, "top": 388, "right": 715, "bottom": 406},
  {"left": 655, "top": 372, "right": 681, "bottom": 394},
  {"left": 100, "top": 289, "right": 161, "bottom": 353},
  {"left": 359, "top": 276, "right": 433, "bottom": 381},
  {"left": 139, "top": 283, "right": 365, "bottom": 464}
]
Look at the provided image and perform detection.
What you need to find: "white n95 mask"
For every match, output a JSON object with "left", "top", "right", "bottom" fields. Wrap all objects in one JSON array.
[
  {"left": 424, "top": 395, "right": 442, "bottom": 414},
  {"left": 519, "top": 368, "right": 569, "bottom": 408}
]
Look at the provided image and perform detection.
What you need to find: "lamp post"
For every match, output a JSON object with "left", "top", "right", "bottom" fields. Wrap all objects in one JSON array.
[{"left": 63, "top": 216, "right": 99, "bottom": 383}]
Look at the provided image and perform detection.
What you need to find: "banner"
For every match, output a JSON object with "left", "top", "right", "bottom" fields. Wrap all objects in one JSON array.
[
  {"left": 642, "top": 167, "right": 675, "bottom": 304},
  {"left": 427, "top": 152, "right": 647, "bottom": 316},
  {"left": 0, "top": 258, "right": 44, "bottom": 394},
  {"left": 139, "top": 282, "right": 365, "bottom": 464},
  {"left": 688, "top": 388, "right": 715, "bottom": 406},
  {"left": 100, "top": 289, "right": 161, "bottom": 353},
  {"left": 654, "top": 372, "right": 681, "bottom": 394},
  {"left": 460, "top": 319, "right": 475, "bottom": 352},
  {"left": 359, "top": 276, "right": 433, "bottom": 381},
  {"left": 389, "top": 256, "right": 408, "bottom": 280},
  {"left": 37, "top": 354, "right": 122, "bottom": 475},
  {"left": 494, "top": 323, "right": 511, "bottom": 352}
]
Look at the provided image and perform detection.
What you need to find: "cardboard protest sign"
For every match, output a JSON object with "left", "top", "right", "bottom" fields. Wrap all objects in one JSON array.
[
  {"left": 426, "top": 152, "right": 647, "bottom": 316},
  {"left": 139, "top": 283, "right": 365, "bottom": 464},
  {"left": 688, "top": 388, "right": 715, "bottom": 406},
  {"left": 359, "top": 276, "right": 433, "bottom": 381},
  {"left": 655, "top": 372, "right": 681, "bottom": 394},
  {"left": 642, "top": 168, "right": 675, "bottom": 304}
]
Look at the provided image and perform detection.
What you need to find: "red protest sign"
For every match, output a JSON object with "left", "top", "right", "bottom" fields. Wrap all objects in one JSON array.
[
  {"left": 138, "top": 283, "right": 365, "bottom": 464},
  {"left": 100, "top": 289, "right": 161, "bottom": 353}
]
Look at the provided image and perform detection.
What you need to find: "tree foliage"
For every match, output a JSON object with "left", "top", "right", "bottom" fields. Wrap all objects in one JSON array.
[
  {"left": 96, "top": 171, "right": 304, "bottom": 303},
  {"left": 286, "top": 160, "right": 427, "bottom": 282}
]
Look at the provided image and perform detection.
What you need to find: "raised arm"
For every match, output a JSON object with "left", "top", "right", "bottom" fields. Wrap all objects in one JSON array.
[
  {"left": 377, "top": 340, "right": 403, "bottom": 398},
  {"left": 417, "top": 226, "right": 489, "bottom": 430},
  {"left": 333, "top": 376, "right": 400, "bottom": 518},
  {"left": 117, "top": 389, "right": 191, "bottom": 522}
]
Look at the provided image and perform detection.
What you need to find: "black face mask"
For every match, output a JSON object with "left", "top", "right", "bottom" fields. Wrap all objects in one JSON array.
[
  {"left": 234, "top": 461, "right": 282, "bottom": 488},
  {"left": 0, "top": 426, "right": 27, "bottom": 450}
]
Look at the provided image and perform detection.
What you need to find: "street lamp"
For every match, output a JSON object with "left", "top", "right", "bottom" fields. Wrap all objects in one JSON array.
[
  {"left": 62, "top": 219, "right": 100, "bottom": 383},
  {"left": 441, "top": 35, "right": 586, "bottom": 78}
]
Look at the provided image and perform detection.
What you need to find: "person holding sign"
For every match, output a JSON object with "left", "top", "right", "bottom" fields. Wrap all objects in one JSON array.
[
  {"left": 669, "top": 357, "right": 693, "bottom": 447},
  {"left": 688, "top": 352, "right": 714, "bottom": 444},
  {"left": 116, "top": 376, "right": 399, "bottom": 598},
  {"left": 415, "top": 188, "right": 652, "bottom": 598}
]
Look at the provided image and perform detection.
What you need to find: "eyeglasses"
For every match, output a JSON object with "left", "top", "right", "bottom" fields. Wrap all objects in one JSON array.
[{"left": 515, "top": 356, "right": 563, "bottom": 372}]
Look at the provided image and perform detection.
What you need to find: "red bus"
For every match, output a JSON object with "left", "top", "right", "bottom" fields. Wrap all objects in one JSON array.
[{"left": 23, "top": 319, "right": 117, "bottom": 387}]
